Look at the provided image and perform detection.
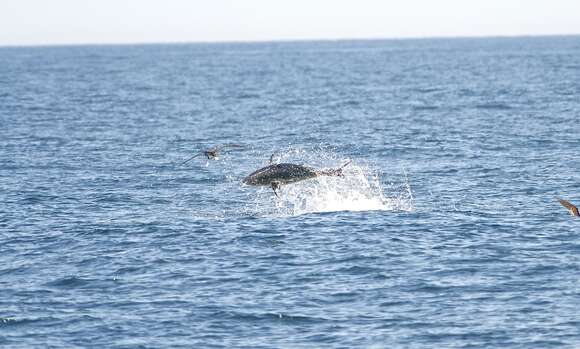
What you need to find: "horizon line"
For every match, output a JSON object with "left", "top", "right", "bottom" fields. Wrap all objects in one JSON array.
[{"left": 1, "top": 32, "right": 579, "bottom": 49}]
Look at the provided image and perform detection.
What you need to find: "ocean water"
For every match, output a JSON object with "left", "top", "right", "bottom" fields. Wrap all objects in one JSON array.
[{"left": 1, "top": 36, "right": 580, "bottom": 348}]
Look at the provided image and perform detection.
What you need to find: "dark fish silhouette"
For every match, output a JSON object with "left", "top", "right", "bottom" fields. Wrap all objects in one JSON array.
[
  {"left": 557, "top": 198, "right": 579, "bottom": 217},
  {"left": 179, "top": 144, "right": 243, "bottom": 166},
  {"left": 243, "top": 161, "right": 351, "bottom": 197}
]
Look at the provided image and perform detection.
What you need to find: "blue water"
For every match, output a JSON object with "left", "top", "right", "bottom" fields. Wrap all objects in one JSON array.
[{"left": 1, "top": 36, "right": 580, "bottom": 348}]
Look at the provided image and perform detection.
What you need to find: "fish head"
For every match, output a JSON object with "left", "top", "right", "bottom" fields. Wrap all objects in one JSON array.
[{"left": 242, "top": 175, "right": 253, "bottom": 185}]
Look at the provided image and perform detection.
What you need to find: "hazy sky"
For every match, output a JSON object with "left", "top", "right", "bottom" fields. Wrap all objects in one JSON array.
[{"left": 1, "top": 0, "right": 579, "bottom": 46}]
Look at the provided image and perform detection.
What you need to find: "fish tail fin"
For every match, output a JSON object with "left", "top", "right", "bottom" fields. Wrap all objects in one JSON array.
[{"left": 318, "top": 160, "right": 352, "bottom": 177}]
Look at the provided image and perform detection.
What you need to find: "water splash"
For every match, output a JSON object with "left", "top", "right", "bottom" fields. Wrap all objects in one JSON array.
[{"left": 245, "top": 147, "right": 414, "bottom": 217}]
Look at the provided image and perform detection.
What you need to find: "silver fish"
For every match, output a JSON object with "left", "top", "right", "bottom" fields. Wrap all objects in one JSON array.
[{"left": 243, "top": 161, "right": 351, "bottom": 197}]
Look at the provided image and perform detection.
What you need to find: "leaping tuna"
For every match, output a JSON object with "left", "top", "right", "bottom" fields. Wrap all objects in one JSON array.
[{"left": 243, "top": 159, "right": 352, "bottom": 197}]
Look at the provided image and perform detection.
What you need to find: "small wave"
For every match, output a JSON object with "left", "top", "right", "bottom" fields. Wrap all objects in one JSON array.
[
  {"left": 475, "top": 103, "right": 512, "bottom": 110},
  {"left": 217, "top": 310, "right": 329, "bottom": 324},
  {"left": 414, "top": 87, "right": 442, "bottom": 93},
  {"left": 413, "top": 105, "right": 438, "bottom": 111},
  {"left": 337, "top": 265, "right": 383, "bottom": 275},
  {"left": 0, "top": 317, "right": 18, "bottom": 325},
  {"left": 0, "top": 317, "right": 44, "bottom": 327},
  {"left": 337, "top": 99, "right": 361, "bottom": 107},
  {"left": 236, "top": 93, "right": 260, "bottom": 99},
  {"left": 46, "top": 276, "right": 91, "bottom": 288}
]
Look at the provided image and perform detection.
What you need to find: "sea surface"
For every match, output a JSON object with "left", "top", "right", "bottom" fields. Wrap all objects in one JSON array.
[{"left": 1, "top": 36, "right": 580, "bottom": 348}]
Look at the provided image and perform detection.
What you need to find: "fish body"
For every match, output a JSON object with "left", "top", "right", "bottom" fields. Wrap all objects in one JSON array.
[
  {"left": 243, "top": 163, "right": 318, "bottom": 186},
  {"left": 243, "top": 160, "right": 351, "bottom": 197}
]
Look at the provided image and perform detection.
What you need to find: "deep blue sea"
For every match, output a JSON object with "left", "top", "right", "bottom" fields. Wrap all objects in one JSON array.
[{"left": 1, "top": 36, "right": 580, "bottom": 348}]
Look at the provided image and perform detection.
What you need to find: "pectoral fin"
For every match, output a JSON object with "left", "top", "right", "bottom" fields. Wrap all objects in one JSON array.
[{"left": 271, "top": 182, "right": 281, "bottom": 198}]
